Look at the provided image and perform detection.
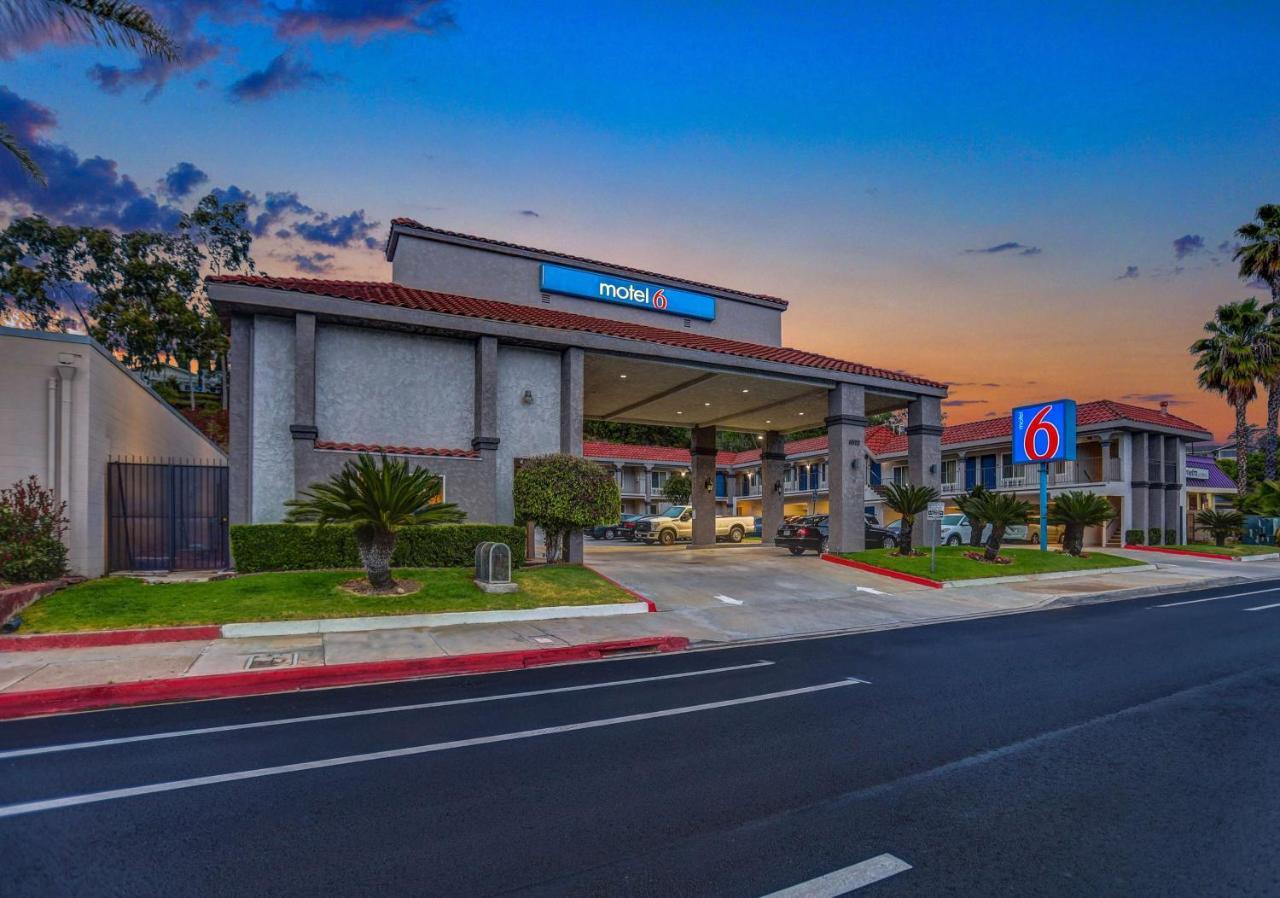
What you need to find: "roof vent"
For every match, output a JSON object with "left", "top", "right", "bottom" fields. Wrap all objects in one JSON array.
[{"left": 1159, "top": 401, "right": 1169, "bottom": 416}]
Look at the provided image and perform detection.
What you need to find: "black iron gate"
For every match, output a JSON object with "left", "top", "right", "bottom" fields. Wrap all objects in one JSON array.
[{"left": 107, "top": 459, "right": 230, "bottom": 571}]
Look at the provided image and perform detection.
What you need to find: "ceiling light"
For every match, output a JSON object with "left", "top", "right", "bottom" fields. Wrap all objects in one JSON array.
[
  {"left": 704, "top": 402, "right": 711, "bottom": 406},
  {"left": 798, "top": 412, "right": 805, "bottom": 416},
  {"left": 676, "top": 411, "right": 683, "bottom": 415},
  {"left": 765, "top": 419, "right": 771, "bottom": 424},
  {"left": 620, "top": 374, "right": 627, "bottom": 379},
  {"left": 742, "top": 388, "right": 750, "bottom": 393}
]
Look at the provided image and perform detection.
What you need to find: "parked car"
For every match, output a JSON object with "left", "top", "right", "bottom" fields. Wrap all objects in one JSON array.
[
  {"left": 633, "top": 506, "right": 755, "bottom": 545},
  {"left": 590, "top": 514, "right": 642, "bottom": 540},
  {"left": 775, "top": 514, "right": 898, "bottom": 556}
]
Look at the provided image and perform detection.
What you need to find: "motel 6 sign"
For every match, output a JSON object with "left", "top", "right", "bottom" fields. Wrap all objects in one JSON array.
[{"left": 1011, "top": 399, "right": 1077, "bottom": 465}]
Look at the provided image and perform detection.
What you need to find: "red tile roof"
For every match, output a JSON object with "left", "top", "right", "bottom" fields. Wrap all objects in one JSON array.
[
  {"left": 206, "top": 275, "right": 945, "bottom": 389},
  {"left": 582, "top": 441, "right": 740, "bottom": 466},
  {"left": 389, "top": 218, "right": 788, "bottom": 307},
  {"left": 314, "top": 440, "right": 478, "bottom": 459}
]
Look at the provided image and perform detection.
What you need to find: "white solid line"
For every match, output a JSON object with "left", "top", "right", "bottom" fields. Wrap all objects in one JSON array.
[
  {"left": 760, "top": 853, "right": 912, "bottom": 897},
  {"left": 0, "top": 678, "right": 867, "bottom": 819},
  {"left": 855, "top": 586, "right": 889, "bottom": 596},
  {"left": 1245, "top": 602, "right": 1280, "bottom": 611},
  {"left": 0, "top": 661, "right": 776, "bottom": 761},
  {"left": 716, "top": 595, "right": 745, "bottom": 605},
  {"left": 1152, "top": 584, "right": 1280, "bottom": 608}
]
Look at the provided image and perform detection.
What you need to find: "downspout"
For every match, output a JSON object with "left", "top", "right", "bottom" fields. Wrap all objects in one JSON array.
[
  {"left": 46, "top": 378, "right": 57, "bottom": 486},
  {"left": 56, "top": 363, "right": 77, "bottom": 504}
]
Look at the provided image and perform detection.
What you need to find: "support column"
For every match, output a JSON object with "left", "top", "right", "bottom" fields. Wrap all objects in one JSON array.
[
  {"left": 560, "top": 346, "right": 584, "bottom": 562},
  {"left": 472, "top": 336, "right": 501, "bottom": 523},
  {"left": 1148, "top": 435, "right": 1165, "bottom": 543},
  {"left": 907, "top": 395, "right": 944, "bottom": 550},
  {"left": 760, "top": 430, "right": 786, "bottom": 546},
  {"left": 826, "top": 383, "right": 867, "bottom": 553},
  {"left": 1130, "top": 432, "right": 1149, "bottom": 540},
  {"left": 228, "top": 314, "right": 254, "bottom": 524},
  {"left": 1166, "top": 439, "right": 1183, "bottom": 541},
  {"left": 643, "top": 463, "right": 654, "bottom": 512},
  {"left": 290, "top": 313, "right": 317, "bottom": 498},
  {"left": 690, "top": 425, "right": 718, "bottom": 547}
]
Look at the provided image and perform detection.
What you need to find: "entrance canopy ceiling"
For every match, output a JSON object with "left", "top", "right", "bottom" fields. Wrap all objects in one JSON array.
[{"left": 584, "top": 354, "right": 905, "bottom": 434}]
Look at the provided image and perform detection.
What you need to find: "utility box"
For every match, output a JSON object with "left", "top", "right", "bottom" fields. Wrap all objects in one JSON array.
[{"left": 474, "top": 542, "right": 518, "bottom": 594}]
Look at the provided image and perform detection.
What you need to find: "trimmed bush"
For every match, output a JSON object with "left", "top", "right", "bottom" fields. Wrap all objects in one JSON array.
[
  {"left": 0, "top": 476, "right": 68, "bottom": 584},
  {"left": 230, "top": 523, "right": 526, "bottom": 573},
  {"left": 1148, "top": 527, "right": 1163, "bottom": 546},
  {"left": 1165, "top": 528, "right": 1177, "bottom": 545},
  {"left": 1125, "top": 529, "right": 1145, "bottom": 545}
]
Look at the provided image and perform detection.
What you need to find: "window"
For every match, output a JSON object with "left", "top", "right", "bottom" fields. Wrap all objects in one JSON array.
[
  {"left": 941, "top": 459, "right": 957, "bottom": 485},
  {"left": 892, "top": 465, "right": 906, "bottom": 485}
]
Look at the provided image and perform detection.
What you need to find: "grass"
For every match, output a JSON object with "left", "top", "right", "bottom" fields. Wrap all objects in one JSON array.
[
  {"left": 18, "top": 566, "right": 635, "bottom": 634},
  {"left": 1151, "top": 543, "right": 1279, "bottom": 557},
  {"left": 837, "top": 545, "right": 1145, "bottom": 582}
]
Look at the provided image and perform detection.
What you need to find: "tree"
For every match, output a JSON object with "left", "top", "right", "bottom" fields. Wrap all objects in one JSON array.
[
  {"left": 0, "top": 193, "right": 254, "bottom": 372},
  {"left": 1, "top": 0, "right": 177, "bottom": 183},
  {"left": 1191, "top": 298, "right": 1280, "bottom": 495},
  {"left": 953, "top": 484, "right": 991, "bottom": 548},
  {"left": 514, "top": 454, "right": 620, "bottom": 563},
  {"left": 1234, "top": 205, "right": 1280, "bottom": 478},
  {"left": 882, "top": 482, "right": 939, "bottom": 555},
  {"left": 284, "top": 454, "right": 463, "bottom": 590},
  {"left": 1194, "top": 508, "right": 1244, "bottom": 547},
  {"left": 662, "top": 473, "right": 693, "bottom": 506},
  {"left": 1048, "top": 491, "right": 1116, "bottom": 556},
  {"left": 971, "top": 492, "right": 1033, "bottom": 562}
]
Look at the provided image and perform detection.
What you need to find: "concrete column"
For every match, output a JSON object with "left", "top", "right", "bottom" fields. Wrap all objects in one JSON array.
[
  {"left": 1129, "top": 431, "right": 1148, "bottom": 539},
  {"left": 907, "top": 395, "right": 944, "bottom": 550},
  {"left": 228, "top": 314, "right": 254, "bottom": 524},
  {"left": 290, "top": 313, "right": 317, "bottom": 497},
  {"left": 826, "top": 383, "right": 867, "bottom": 553},
  {"left": 690, "top": 425, "right": 718, "bottom": 547},
  {"left": 1148, "top": 435, "right": 1165, "bottom": 543},
  {"left": 643, "top": 463, "right": 653, "bottom": 511},
  {"left": 559, "top": 346, "right": 584, "bottom": 562},
  {"left": 760, "top": 430, "right": 786, "bottom": 545},
  {"left": 470, "top": 336, "right": 502, "bottom": 523},
  {"left": 1166, "top": 439, "right": 1183, "bottom": 540}
]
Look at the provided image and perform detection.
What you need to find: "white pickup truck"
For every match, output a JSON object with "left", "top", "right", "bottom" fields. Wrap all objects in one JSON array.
[{"left": 633, "top": 506, "right": 755, "bottom": 546}]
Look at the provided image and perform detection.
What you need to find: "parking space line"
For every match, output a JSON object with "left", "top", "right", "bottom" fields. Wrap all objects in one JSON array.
[
  {"left": 716, "top": 595, "right": 745, "bottom": 605},
  {"left": 0, "top": 660, "right": 776, "bottom": 761},
  {"left": 760, "top": 853, "right": 912, "bottom": 897},
  {"left": 1245, "top": 602, "right": 1280, "bottom": 612},
  {"left": 1151, "top": 585, "right": 1280, "bottom": 608},
  {"left": 0, "top": 678, "right": 868, "bottom": 819}
]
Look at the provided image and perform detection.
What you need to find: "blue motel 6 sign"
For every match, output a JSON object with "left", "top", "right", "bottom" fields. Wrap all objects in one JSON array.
[
  {"left": 540, "top": 263, "right": 717, "bottom": 321},
  {"left": 1011, "top": 400, "right": 1077, "bottom": 465}
]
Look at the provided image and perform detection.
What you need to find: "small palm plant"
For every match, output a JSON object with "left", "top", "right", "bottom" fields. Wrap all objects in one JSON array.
[
  {"left": 882, "top": 481, "right": 939, "bottom": 555},
  {"left": 285, "top": 454, "right": 464, "bottom": 590},
  {"left": 954, "top": 484, "right": 991, "bottom": 548},
  {"left": 972, "top": 492, "right": 1032, "bottom": 562},
  {"left": 1048, "top": 491, "right": 1116, "bottom": 556},
  {"left": 1194, "top": 508, "right": 1244, "bottom": 548}
]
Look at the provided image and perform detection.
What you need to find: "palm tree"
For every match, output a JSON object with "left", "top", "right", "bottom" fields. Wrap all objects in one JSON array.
[
  {"left": 1048, "top": 491, "right": 1116, "bottom": 556},
  {"left": 953, "top": 483, "right": 991, "bottom": 548},
  {"left": 1194, "top": 508, "right": 1244, "bottom": 547},
  {"left": 284, "top": 454, "right": 464, "bottom": 590},
  {"left": 1, "top": 1, "right": 177, "bottom": 183},
  {"left": 971, "top": 492, "right": 1032, "bottom": 562},
  {"left": 1191, "top": 298, "right": 1280, "bottom": 495},
  {"left": 1235, "top": 205, "right": 1280, "bottom": 478},
  {"left": 882, "top": 481, "right": 939, "bottom": 555}
]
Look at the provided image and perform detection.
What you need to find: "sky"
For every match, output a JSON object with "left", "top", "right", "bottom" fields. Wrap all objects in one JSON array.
[{"left": 1, "top": 1, "right": 1278, "bottom": 440}]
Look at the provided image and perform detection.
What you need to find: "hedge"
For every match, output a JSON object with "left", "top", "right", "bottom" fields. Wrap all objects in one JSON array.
[
  {"left": 1125, "top": 529, "right": 1145, "bottom": 545},
  {"left": 230, "top": 523, "right": 526, "bottom": 573},
  {"left": 1148, "top": 527, "right": 1163, "bottom": 546}
]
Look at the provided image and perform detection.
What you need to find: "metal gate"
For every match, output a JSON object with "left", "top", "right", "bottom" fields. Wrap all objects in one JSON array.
[{"left": 107, "top": 459, "right": 230, "bottom": 571}]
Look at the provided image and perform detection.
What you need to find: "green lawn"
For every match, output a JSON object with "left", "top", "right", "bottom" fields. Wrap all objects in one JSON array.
[
  {"left": 838, "top": 545, "right": 1145, "bottom": 582},
  {"left": 1155, "top": 543, "right": 1279, "bottom": 557},
  {"left": 19, "top": 566, "right": 635, "bottom": 633}
]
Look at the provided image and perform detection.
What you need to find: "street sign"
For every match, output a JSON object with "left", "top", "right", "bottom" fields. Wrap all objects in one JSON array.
[
  {"left": 1011, "top": 399, "right": 1077, "bottom": 552},
  {"left": 926, "top": 502, "right": 946, "bottom": 521}
]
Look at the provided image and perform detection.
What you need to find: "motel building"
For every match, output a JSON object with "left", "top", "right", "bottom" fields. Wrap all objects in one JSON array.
[
  {"left": 206, "top": 220, "right": 948, "bottom": 560},
  {"left": 585, "top": 399, "right": 1215, "bottom": 548}
]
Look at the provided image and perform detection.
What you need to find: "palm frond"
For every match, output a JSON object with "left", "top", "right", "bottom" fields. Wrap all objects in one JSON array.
[
  {"left": 0, "top": 121, "right": 45, "bottom": 185},
  {"left": 3, "top": 0, "right": 177, "bottom": 60}
]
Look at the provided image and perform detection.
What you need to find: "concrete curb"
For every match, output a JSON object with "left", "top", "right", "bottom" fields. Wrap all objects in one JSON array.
[
  {"left": 0, "top": 636, "right": 690, "bottom": 720},
  {"left": 0, "top": 577, "right": 83, "bottom": 625},
  {"left": 1043, "top": 574, "right": 1257, "bottom": 609},
  {"left": 820, "top": 552, "right": 1154, "bottom": 589},
  {"left": 0, "top": 625, "right": 222, "bottom": 652},
  {"left": 582, "top": 566, "right": 658, "bottom": 611},
  {"left": 1122, "top": 544, "right": 1280, "bottom": 563},
  {"left": 820, "top": 554, "right": 943, "bottom": 588}
]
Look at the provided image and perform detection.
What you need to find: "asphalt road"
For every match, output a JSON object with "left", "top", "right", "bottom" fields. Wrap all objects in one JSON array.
[{"left": 3, "top": 577, "right": 1280, "bottom": 897}]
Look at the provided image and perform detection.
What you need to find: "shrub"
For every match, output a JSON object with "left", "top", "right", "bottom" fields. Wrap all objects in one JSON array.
[
  {"left": 230, "top": 523, "right": 525, "bottom": 573},
  {"left": 1148, "top": 527, "right": 1163, "bottom": 546},
  {"left": 1193, "top": 508, "right": 1243, "bottom": 547},
  {"left": 514, "top": 454, "right": 620, "bottom": 563},
  {"left": 662, "top": 474, "right": 692, "bottom": 507},
  {"left": 0, "top": 476, "right": 68, "bottom": 584},
  {"left": 1125, "top": 529, "right": 1145, "bottom": 545},
  {"left": 1165, "top": 528, "right": 1178, "bottom": 545}
]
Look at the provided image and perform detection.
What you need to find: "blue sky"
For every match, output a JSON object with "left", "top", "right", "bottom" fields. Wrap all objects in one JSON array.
[{"left": 2, "top": 1, "right": 1277, "bottom": 436}]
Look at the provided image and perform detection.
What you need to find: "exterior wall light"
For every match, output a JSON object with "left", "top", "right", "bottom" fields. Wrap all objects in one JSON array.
[
  {"left": 773, "top": 481, "right": 783, "bottom": 494},
  {"left": 522, "top": 390, "right": 534, "bottom": 405},
  {"left": 704, "top": 477, "right": 714, "bottom": 493}
]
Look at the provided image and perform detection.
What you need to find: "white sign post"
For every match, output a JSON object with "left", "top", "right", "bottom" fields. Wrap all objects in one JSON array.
[{"left": 927, "top": 501, "right": 946, "bottom": 574}]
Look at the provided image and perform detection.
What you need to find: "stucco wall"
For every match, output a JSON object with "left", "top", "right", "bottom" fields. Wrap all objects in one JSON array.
[
  {"left": 495, "top": 346, "right": 562, "bottom": 523},
  {"left": 251, "top": 315, "right": 295, "bottom": 522},
  {"left": 392, "top": 235, "right": 784, "bottom": 346}
]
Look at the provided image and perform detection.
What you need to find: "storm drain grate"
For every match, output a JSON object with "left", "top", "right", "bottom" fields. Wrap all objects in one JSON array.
[{"left": 244, "top": 652, "right": 298, "bottom": 671}]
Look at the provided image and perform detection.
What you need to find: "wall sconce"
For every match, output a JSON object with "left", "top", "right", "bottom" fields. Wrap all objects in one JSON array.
[
  {"left": 850, "top": 458, "right": 859, "bottom": 472},
  {"left": 521, "top": 390, "right": 534, "bottom": 405},
  {"left": 773, "top": 480, "right": 783, "bottom": 495},
  {"left": 704, "top": 477, "right": 714, "bottom": 493},
  {"left": 929, "top": 463, "right": 937, "bottom": 475}
]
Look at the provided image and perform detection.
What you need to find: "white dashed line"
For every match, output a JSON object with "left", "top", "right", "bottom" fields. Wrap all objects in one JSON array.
[
  {"left": 716, "top": 595, "right": 745, "bottom": 605},
  {"left": 1244, "top": 602, "right": 1280, "bottom": 612},
  {"left": 760, "top": 853, "right": 912, "bottom": 896}
]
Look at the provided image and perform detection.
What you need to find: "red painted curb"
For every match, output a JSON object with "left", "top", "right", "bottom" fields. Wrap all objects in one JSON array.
[
  {"left": 1122, "top": 544, "right": 1237, "bottom": 561},
  {"left": 584, "top": 566, "right": 658, "bottom": 611},
  {"left": 0, "top": 625, "right": 222, "bottom": 652},
  {"left": 0, "top": 636, "right": 690, "bottom": 720},
  {"left": 0, "top": 577, "right": 82, "bottom": 624},
  {"left": 821, "top": 553, "right": 944, "bottom": 588}
]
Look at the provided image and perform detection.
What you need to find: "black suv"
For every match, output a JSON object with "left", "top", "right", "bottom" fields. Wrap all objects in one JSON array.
[{"left": 775, "top": 514, "right": 898, "bottom": 556}]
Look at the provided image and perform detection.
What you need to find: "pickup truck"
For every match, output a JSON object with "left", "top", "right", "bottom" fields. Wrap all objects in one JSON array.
[{"left": 633, "top": 506, "right": 755, "bottom": 546}]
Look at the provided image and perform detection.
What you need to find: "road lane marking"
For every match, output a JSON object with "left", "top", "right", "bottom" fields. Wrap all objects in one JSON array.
[
  {"left": 1245, "top": 602, "right": 1280, "bottom": 611},
  {"left": 1151, "top": 584, "right": 1280, "bottom": 608},
  {"left": 855, "top": 586, "right": 889, "bottom": 596},
  {"left": 0, "top": 678, "right": 868, "bottom": 819},
  {"left": 0, "top": 661, "right": 776, "bottom": 761},
  {"left": 760, "top": 853, "right": 912, "bottom": 896},
  {"left": 716, "top": 595, "right": 745, "bottom": 605}
]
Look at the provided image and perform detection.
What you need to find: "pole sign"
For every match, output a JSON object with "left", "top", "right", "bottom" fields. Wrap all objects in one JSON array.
[
  {"left": 1011, "top": 400, "right": 1077, "bottom": 465},
  {"left": 540, "top": 263, "right": 717, "bottom": 321},
  {"left": 926, "top": 502, "right": 946, "bottom": 521}
]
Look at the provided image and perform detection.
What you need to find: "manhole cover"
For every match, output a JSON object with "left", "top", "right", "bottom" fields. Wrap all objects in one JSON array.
[{"left": 244, "top": 652, "right": 298, "bottom": 670}]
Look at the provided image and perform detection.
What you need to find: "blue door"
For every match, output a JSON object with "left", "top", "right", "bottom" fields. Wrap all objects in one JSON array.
[
  {"left": 981, "top": 454, "right": 997, "bottom": 489},
  {"left": 964, "top": 457, "right": 976, "bottom": 489},
  {"left": 869, "top": 461, "right": 882, "bottom": 486}
]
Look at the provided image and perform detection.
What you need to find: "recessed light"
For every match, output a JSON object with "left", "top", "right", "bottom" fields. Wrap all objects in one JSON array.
[
  {"left": 704, "top": 402, "right": 711, "bottom": 407},
  {"left": 798, "top": 412, "right": 806, "bottom": 416},
  {"left": 676, "top": 411, "right": 683, "bottom": 415},
  {"left": 765, "top": 419, "right": 772, "bottom": 424},
  {"left": 741, "top": 388, "right": 750, "bottom": 393},
  {"left": 620, "top": 374, "right": 627, "bottom": 379}
]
